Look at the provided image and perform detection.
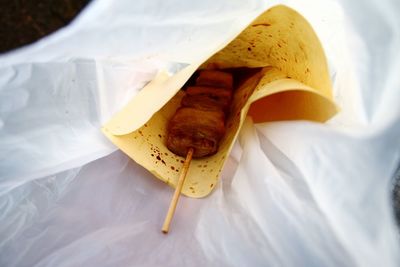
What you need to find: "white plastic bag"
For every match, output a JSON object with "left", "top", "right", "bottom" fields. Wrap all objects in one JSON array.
[{"left": 1, "top": 0, "right": 399, "bottom": 266}]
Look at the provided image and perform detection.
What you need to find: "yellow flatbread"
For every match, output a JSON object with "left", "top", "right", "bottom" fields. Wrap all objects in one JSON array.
[{"left": 102, "top": 5, "right": 338, "bottom": 198}]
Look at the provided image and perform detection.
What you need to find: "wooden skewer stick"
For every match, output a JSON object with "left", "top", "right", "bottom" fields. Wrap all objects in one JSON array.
[{"left": 162, "top": 147, "right": 194, "bottom": 234}]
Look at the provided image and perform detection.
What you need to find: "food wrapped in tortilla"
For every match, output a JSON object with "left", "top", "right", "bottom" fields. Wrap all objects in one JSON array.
[{"left": 102, "top": 5, "right": 337, "bottom": 198}]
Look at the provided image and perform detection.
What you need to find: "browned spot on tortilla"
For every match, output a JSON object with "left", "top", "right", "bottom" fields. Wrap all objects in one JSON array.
[{"left": 252, "top": 23, "right": 271, "bottom": 27}]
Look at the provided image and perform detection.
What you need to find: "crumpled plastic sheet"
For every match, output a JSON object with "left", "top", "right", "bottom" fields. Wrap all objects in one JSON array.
[{"left": 1, "top": 0, "right": 400, "bottom": 266}]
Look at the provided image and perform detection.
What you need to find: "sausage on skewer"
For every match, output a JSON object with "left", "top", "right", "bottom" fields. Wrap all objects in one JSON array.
[
  {"left": 167, "top": 70, "right": 233, "bottom": 158},
  {"left": 162, "top": 70, "right": 234, "bottom": 233}
]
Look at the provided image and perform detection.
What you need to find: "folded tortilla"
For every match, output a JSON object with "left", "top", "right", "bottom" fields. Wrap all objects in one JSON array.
[{"left": 102, "top": 5, "right": 337, "bottom": 198}]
